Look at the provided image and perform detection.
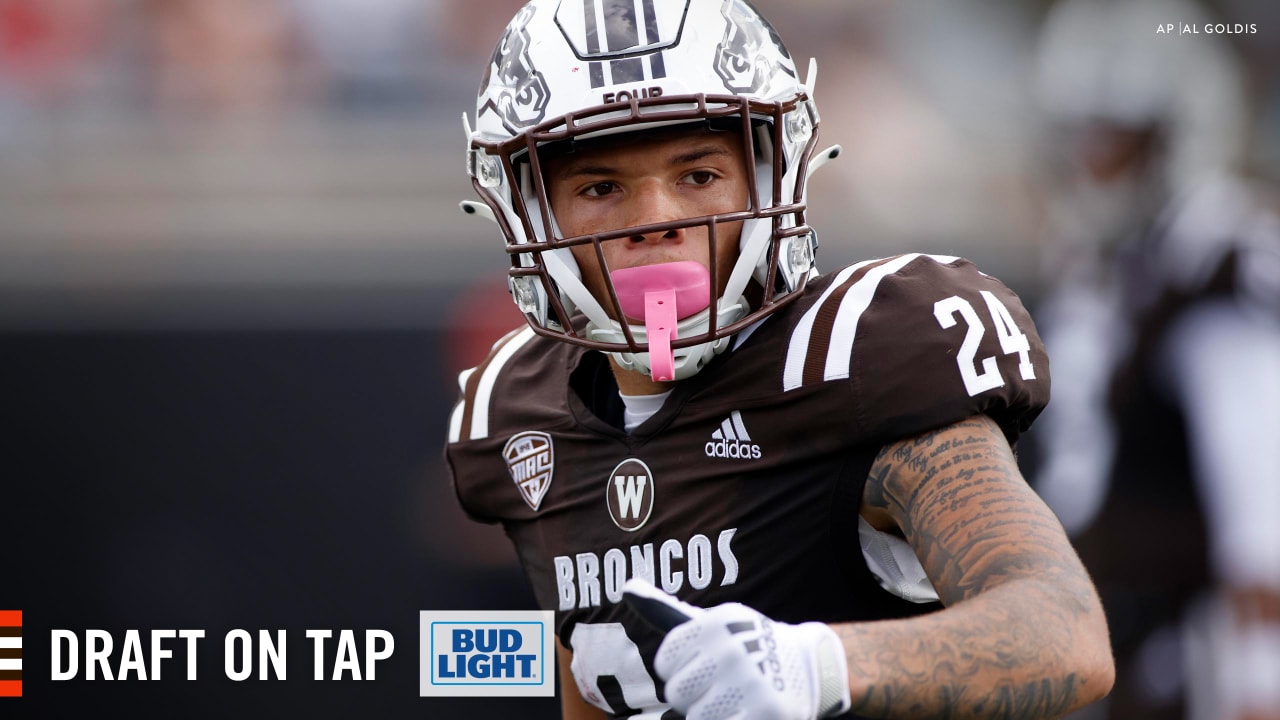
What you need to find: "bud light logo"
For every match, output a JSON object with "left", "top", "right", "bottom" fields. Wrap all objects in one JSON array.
[{"left": 419, "top": 611, "right": 554, "bottom": 697}]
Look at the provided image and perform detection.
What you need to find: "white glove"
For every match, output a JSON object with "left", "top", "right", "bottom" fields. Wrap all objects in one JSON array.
[{"left": 622, "top": 578, "right": 851, "bottom": 720}]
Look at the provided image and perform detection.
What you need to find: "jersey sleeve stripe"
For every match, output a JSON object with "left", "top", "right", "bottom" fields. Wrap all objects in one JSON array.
[
  {"left": 447, "top": 400, "right": 466, "bottom": 444},
  {"left": 783, "top": 256, "right": 901, "bottom": 391},
  {"left": 800, "top": 258, "right": 896, "bottom": 386},
  {"left": 446, "top": 367, "right": 478, "bottom": 444},
  {"left": 450, "top": 326, "right": 533, "bottom": 444},
  {"left": 457, "top": 362, "right": 484, "bottom": 444},
  {"left": 467, "top": 326, "right": 537, "bottom": 441},
  {"left": 822, "top": 254, "right": 959, "bottom": 383},
  {"left": 782, "top": 262, "right": 868, "bottom": 391}
]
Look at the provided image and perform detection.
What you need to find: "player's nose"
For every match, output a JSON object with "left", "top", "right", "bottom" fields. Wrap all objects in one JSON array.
[{"left": 626, "top": 182, "right": 686, "bottom": 244}]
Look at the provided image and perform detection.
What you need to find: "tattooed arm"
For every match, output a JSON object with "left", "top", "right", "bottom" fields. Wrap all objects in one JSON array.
[{"left": 843, "top": 414, "right": 1114, "bottom": 719}]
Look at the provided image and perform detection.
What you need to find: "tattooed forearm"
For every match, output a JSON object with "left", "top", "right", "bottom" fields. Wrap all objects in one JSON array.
[
  {"left": 867, "top": 416, "right": 1093, "bottom": 607},
  {"left": 838, "top": 583, "right": 1089, "bottom": 719},
  {"left": 849, "top": 415, "right": 1113, "bottom": 719}
]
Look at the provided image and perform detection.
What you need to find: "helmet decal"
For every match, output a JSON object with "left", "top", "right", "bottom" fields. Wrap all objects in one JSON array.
[
  {"left": 602, "top": 0, "right": 643, "bottom": 53},
  {"left": 558, "top": 0, "right": 677, "bottom": 89},
  {"left": 714, "top": 0, "right": 795, "bottom": 95},
  {"left": 479, "top": 5, "right": 550, "bottom": 132}
]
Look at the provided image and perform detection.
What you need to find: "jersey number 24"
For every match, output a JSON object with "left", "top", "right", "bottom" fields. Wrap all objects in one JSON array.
[{"left": 934, "top": 291, "right": 1036, "bottom": 397}]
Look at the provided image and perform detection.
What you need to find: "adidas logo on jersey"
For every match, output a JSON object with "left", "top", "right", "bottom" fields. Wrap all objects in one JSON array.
[{"left": 704, "top": 411, "right": 762, "bottom": 460}]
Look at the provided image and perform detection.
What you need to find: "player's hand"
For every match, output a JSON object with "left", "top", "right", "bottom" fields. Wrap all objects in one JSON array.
[{"left": 622, "top": 578, "right": 851, "bottom": 720}]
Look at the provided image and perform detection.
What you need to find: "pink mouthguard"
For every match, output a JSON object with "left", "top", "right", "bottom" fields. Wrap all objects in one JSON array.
[{"left": 609, "top": 261, "right": 711, "bottom": 382}]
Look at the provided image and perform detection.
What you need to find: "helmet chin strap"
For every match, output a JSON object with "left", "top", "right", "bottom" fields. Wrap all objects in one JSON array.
[
  {"left": 611, "top": 261, "right": 711, "bottom": 382},
  {"left": 576, "top": 218, "right": 770, "bottom": 383},
  {"left": 531, "top": 194, "right": 756, "bottom": 383},
  {"left": 589, "top": 298, "right": 748, "bottom": 382}
]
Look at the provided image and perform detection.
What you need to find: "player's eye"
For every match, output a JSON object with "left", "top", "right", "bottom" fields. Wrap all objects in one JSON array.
[
  {"left": 684, "top": 170, "right": 716, "bottom": 186},
  {"left": 582, "top": 181, "right": 617, "bottom": 197}
]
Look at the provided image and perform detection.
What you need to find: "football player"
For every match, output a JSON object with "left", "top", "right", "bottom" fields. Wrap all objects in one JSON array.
[
  {"left": 1031, "top": 1, "right": 1280, "bottom": 719},
  {"left": 446, "top": 1, "right": 1114, "bottom": 718}
]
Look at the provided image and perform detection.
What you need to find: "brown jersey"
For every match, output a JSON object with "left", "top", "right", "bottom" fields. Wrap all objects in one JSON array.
[{"left": 445, "top": 253, "right": 1050, "bottom": 718}]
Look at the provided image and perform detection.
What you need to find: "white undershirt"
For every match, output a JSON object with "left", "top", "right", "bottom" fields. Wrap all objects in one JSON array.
[
  {"left": 614, "top": 321, "right": 765, "bottom": 433},
  {"left": 618, "top": 390, "right": 674, "bottom": 433}
]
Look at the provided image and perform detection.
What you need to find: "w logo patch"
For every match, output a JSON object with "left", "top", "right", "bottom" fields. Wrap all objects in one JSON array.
[
  {"left": 0, "top": 611, "right": 20, "bottom": 698},
  {"left": 504, "top": 431, "right": 555, "bottom": 511},
  {"left": 606, "top": 458, "right": 655, "bottom": 532}
]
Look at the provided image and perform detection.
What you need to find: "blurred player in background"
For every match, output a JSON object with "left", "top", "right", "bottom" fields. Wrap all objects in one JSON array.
[
  {"left": 445, "top": 0, "right": 1113, "bottom": 718},
  {"left": 1030, "top": 0, "right": 1280, "bottom": 718}
]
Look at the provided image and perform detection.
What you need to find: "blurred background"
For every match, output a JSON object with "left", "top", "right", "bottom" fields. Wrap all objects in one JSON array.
[{"left": 1, "top": 0, "right": 1276, "bottom": 717}]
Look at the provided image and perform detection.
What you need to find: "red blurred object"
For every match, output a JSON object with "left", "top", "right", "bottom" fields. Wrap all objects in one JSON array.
[
  {"left": 0, "top": 0, "right": 109, "bottom": 99},
  {"left": 442, "top": 273, "right": 528, "bottom": 379}
]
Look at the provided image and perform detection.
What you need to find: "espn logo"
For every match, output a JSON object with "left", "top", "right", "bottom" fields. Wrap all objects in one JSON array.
[
  {"left": 419, "top": 611, "right": 554, "bottom": 698},
  {"left": 0, "top": 611, "right": 20, "bottom": 697}
]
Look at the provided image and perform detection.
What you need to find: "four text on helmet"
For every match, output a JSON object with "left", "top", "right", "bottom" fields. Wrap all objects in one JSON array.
[{"left": 603, "top": 87, "right": 664, "bottom": 104}]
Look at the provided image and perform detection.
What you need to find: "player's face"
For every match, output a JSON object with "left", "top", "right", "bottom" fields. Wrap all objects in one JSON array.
[{"left": 544, "top": 126, "right": 749, "bottom": 320}]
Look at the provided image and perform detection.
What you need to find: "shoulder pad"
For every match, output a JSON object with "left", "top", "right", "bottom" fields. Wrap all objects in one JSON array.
[{"left": 782, "top": 254, "right": 1050, "bottom": 442}]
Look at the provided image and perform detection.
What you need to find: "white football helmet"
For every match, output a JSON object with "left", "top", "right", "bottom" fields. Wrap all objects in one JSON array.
[{"left": 461, "top": 0, "right": 831, "bottom": 380}]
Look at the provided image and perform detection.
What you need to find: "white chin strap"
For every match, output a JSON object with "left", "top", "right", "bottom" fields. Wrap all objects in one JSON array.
[
  {"left": 586, "top": 295, "right": 749, "bottom": 382},
  {"left": 569, "top": 208, "right": 772, "bottom": 382},
  {"left": 536, "top": 202, "right": 766, "bottom": 383}
]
